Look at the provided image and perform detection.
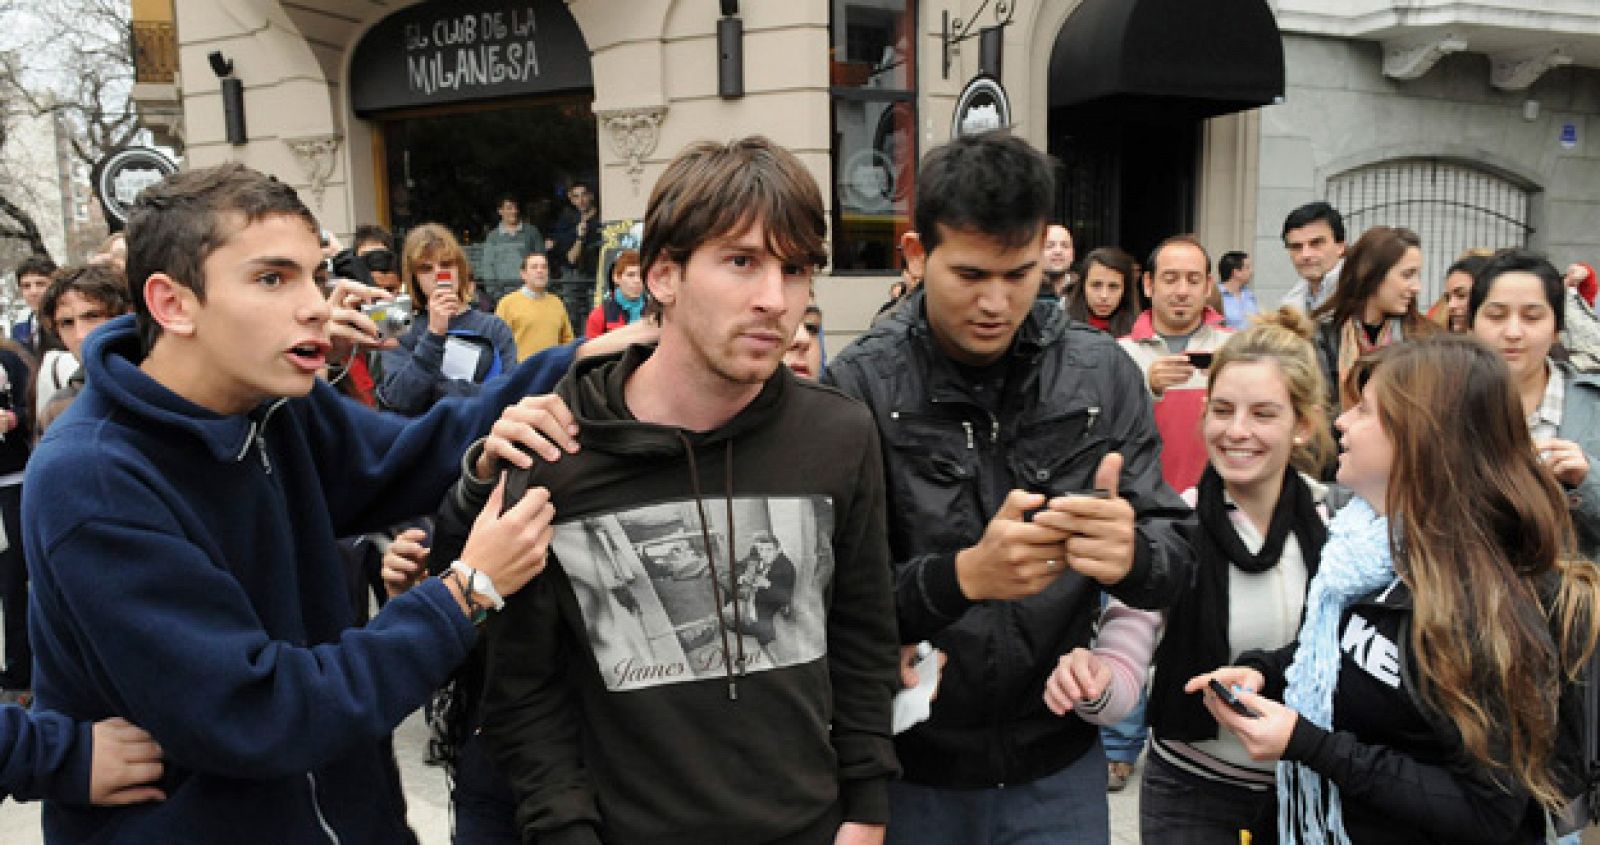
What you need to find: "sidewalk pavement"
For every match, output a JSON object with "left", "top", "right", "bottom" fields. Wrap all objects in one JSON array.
[{"left": 0, "top": 744, "right": 1589, "bottom": 844}]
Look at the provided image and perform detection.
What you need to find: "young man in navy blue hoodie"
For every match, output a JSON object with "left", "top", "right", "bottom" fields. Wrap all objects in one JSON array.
[{"left": 21, "top": 163, "right": 581, "bottom": 843}]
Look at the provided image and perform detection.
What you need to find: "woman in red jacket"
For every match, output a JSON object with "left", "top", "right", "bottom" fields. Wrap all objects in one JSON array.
[{"left": 585, "top": 249, "right": 644, "bottom": 337}]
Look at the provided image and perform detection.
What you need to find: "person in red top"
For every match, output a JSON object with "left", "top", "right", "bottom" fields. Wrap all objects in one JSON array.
[
  {"left": 1567, "top": 261, "right": 1597, "bottom": 308},
  {"left": 1116, "top": 235, "right": 1231, "bottom": 494},
  {"left": 1065, "top": 247, "right": 1141, "bottom": 336},
  {"left": 584, "top": 250, "right": 644, "bottom": 337}
]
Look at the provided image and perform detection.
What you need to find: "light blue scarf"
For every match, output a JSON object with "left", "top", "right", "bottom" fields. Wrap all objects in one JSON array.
[
  {"left": 1278, "top": 496, "right": 1396, "bottom": 844},
  {"left": 613, "top": 288, "right": 644, "bottom": 324}
]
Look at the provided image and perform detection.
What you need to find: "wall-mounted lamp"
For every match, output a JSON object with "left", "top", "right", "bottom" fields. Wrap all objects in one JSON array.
[
  {"left": 209, "top": 50, "right": 247, "bottom": 145},
  {"left": 978, "top": 26, "right": 1003, "bottom": 79},
  {"left": 943, "top": 1, "right": 1016, "bottom": 80},
  {"left": 718, "top": 0, "right": 743, "bottom": 99}
]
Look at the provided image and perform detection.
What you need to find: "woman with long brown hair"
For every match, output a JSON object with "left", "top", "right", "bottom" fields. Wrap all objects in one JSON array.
[
  {"left": 1190, "top": 335, "right": 1600, "bottom": 843},
  {"left": 1064, "top": 246, "right": 1141, "bottom": 336},
  {"left": 1310, "top": 226, "right": 1436, "bottom": 411}
]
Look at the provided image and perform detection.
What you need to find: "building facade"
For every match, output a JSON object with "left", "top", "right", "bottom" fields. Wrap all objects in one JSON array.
[{"left": 135, "top": 0, "right": 1600, "bottom": 335}]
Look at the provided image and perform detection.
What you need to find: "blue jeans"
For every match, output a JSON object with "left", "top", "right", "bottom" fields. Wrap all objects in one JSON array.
[
  {"left": 1101, "top": 687, "right": 1148, "bottom": 764},
  {"left": 885, "top": 738, "right": 1110, "bottom": 845},
  {"left": 1096, "top": 592, "right": 1146, "bottom": 766}
]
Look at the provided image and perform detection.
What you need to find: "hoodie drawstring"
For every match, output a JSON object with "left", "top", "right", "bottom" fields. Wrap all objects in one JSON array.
[
  {"left": 679, "top": 435, "right": 746, "bottom": 701},
  {"left": 723, "top": 443, "right": 747, "bottom": 681}
]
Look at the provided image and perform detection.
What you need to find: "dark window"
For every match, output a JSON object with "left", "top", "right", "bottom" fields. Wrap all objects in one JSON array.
[
  {"left": 1326, "top": 158, "right": 1535, "bottom": 302},
  {"left": 830, "top": 0, "right": 917, "bottom": 273}
]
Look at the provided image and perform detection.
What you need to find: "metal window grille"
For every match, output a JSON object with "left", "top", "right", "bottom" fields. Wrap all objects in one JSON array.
[{"left": 1325, "top": 158, "right": 1534, "bottom": 303}]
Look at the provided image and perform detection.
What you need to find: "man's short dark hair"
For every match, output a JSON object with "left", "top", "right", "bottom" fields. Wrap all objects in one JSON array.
[
  {"left": 1218, "top": 251, "right": 1248, "bottom": 283},
  {"left": 352, "top": 224, "right": 393, "bottom": 253},
  {"left": 16, "top": 254, "right": 57, "bottom": 281},
  {"left": 126, "top": 163, "right": 318, "bottom": 352},
  {"left": 914, "top": 132, "right": 1055, "bottom": 255},
  {"left": 1280, "top": 201, "right": 1346, "bottom": 244},
  {"left": 1145, "top": 234, "right": 1212, "bottom": 277},
  {"left": 1467, "top": 249, "right": 1565, "bottom": 332},
  {"left": 640, "top": 137, "right": 827, "bottom": 283},
  {"left": 39, "top": 265, "right": 132, "bottom": 331}
]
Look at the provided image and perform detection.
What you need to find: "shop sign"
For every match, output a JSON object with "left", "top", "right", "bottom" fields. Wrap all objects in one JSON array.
[
  {"left": 952, "top": 75, "right": 1011, "bottom": 139},
  {"left": 92, "top": 147, "right": 179, "bottom": 231},
  {"left": 350, "top": 0, "right": 592, "bottom": 115}
]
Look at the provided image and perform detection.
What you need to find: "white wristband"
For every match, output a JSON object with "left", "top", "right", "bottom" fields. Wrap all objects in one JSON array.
[{"left": 449, "top": 560, "right": 505, "bottom": 611}]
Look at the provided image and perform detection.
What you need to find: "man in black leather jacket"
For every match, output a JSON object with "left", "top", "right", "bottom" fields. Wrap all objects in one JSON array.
[{"left": 824, "top": 132, "right": 1195, "bottom": 844}]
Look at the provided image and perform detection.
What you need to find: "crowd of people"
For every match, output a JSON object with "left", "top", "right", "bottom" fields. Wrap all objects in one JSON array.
[{"left": 0, "top": 128, "right": 1594, "bottom": 845}]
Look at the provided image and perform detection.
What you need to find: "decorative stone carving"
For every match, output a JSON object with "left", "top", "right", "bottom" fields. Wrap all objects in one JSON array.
[
  {"left": 597, "top": 107, "right": 666, "bottom": 193},
  {"left": 1382, "top": 33, "right": 1467, "bottom": 80},
  {"left": 283, "top": 134, "right": 342, "bottom": 209},
  {"left": 1491, "top": 46, "right": 1573, "bottom": 91}
]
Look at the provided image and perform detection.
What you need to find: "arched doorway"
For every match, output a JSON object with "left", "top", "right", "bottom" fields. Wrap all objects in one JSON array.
[
  {"left": 350, "top": 0, "right": 598, "bottom": 305},
  {"left": 1047, "top": 0, "right": 1283, "bottom": 266}
]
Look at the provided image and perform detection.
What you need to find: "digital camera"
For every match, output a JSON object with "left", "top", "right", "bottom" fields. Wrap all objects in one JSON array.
[{"left": 361, "top": 294, "right": 414, "bottom": 340}]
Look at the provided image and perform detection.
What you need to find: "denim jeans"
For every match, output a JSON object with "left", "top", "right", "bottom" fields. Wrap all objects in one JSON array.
[
  {"left": 1139, "top": 751, "right": 1278, "bottom": 845},
  {"left": 1097, "top": 592, "right": 1147, "bottom": 766},
  {"left": 1100, "top": 689, "right": 1148, "bottom": 765},
  {"left": 885, "top": 738, "right": 1109, "bottom": 845}
]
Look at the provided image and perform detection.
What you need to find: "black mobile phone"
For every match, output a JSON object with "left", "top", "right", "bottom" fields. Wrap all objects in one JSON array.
[
  {"left": 1186, "top": 351, "right": 1215, "bottom": 370},
  {"left": 1208, "top": 678, "right": 1260, "bottom": 718},
  {"left": 1025, "top": 489, "right": 1111, "bottom": 521}
]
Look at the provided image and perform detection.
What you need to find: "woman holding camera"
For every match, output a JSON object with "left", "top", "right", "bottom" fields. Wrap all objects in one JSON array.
[
  {"left": 1192, "top": 335, "right": 1600, "bottom": 843},
  {"left": 377, "top": 224, "right": 519, "bottom": 415}
]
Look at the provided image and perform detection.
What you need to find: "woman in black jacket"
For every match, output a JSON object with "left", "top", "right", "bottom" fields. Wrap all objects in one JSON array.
[
  {"left": 1139, "top": 307, "right": 1338, "bottom": 844},
  {"left": 1192, "top": 335, "right": 1600, "bottom": 844},
  {"left": 0, "top": 337, "right": 31, "bottom": 696}
]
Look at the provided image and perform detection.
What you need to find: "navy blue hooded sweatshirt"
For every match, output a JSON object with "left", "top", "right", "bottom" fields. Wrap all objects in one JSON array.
[
  {"left": 0, "top": 706, "right": 91, "bottom": 803},
  {"left": 23, "top": 314, "right": 575, "bottom": 843}
]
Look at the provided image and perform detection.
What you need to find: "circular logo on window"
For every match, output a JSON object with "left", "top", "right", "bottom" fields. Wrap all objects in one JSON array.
[
  {"left": 952, "top": 75, "right": 1011, "bottom": 140},
  {"left": 93, "top": 148, "right": 179, "bottom": 230}
]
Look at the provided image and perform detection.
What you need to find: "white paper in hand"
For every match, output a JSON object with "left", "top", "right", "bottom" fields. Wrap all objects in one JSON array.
[
  {"left": 441, "top": 336, "right": 484, "bottom": 381},
  {"left": 892, "top": 642, "right": 941, "bottom": 735}
]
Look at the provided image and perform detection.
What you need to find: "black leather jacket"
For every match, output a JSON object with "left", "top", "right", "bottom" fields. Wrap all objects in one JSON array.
[{"left": 824, "top": 292, "right": 1195, "bottom": 788}]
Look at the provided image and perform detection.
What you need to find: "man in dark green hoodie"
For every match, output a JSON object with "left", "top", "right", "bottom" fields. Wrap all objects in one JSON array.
[{"left": 443, "top": 136, "right": 900, "bottom": 844}]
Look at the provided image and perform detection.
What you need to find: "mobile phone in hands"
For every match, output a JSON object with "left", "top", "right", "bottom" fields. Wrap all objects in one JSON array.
[{"left": 1209, "top": 678, "right": 1261, "bottom": 718}]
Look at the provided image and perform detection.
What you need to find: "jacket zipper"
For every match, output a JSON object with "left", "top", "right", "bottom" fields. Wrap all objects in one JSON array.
[
  {"left": 961, "top": 420, "right": 974, "bottom": 449},
  {"left": 234, "top": 399, "right": 287, "bottom": 474},
  {"left": 307, "top": 772, "right": 341, "bottom": 844},
  {"left": 1086, "top": 406, "right": 1100, "bottom": 432}
]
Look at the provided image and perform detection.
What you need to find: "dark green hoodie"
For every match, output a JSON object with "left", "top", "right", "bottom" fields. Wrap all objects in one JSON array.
[{"left": 464, "top": 344, "right": 900, "bottom": 844}]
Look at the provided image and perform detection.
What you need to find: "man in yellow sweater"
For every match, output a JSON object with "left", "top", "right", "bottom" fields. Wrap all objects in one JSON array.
[{"left": 495, "top": 252, "right": 575, "bottom": 359}]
